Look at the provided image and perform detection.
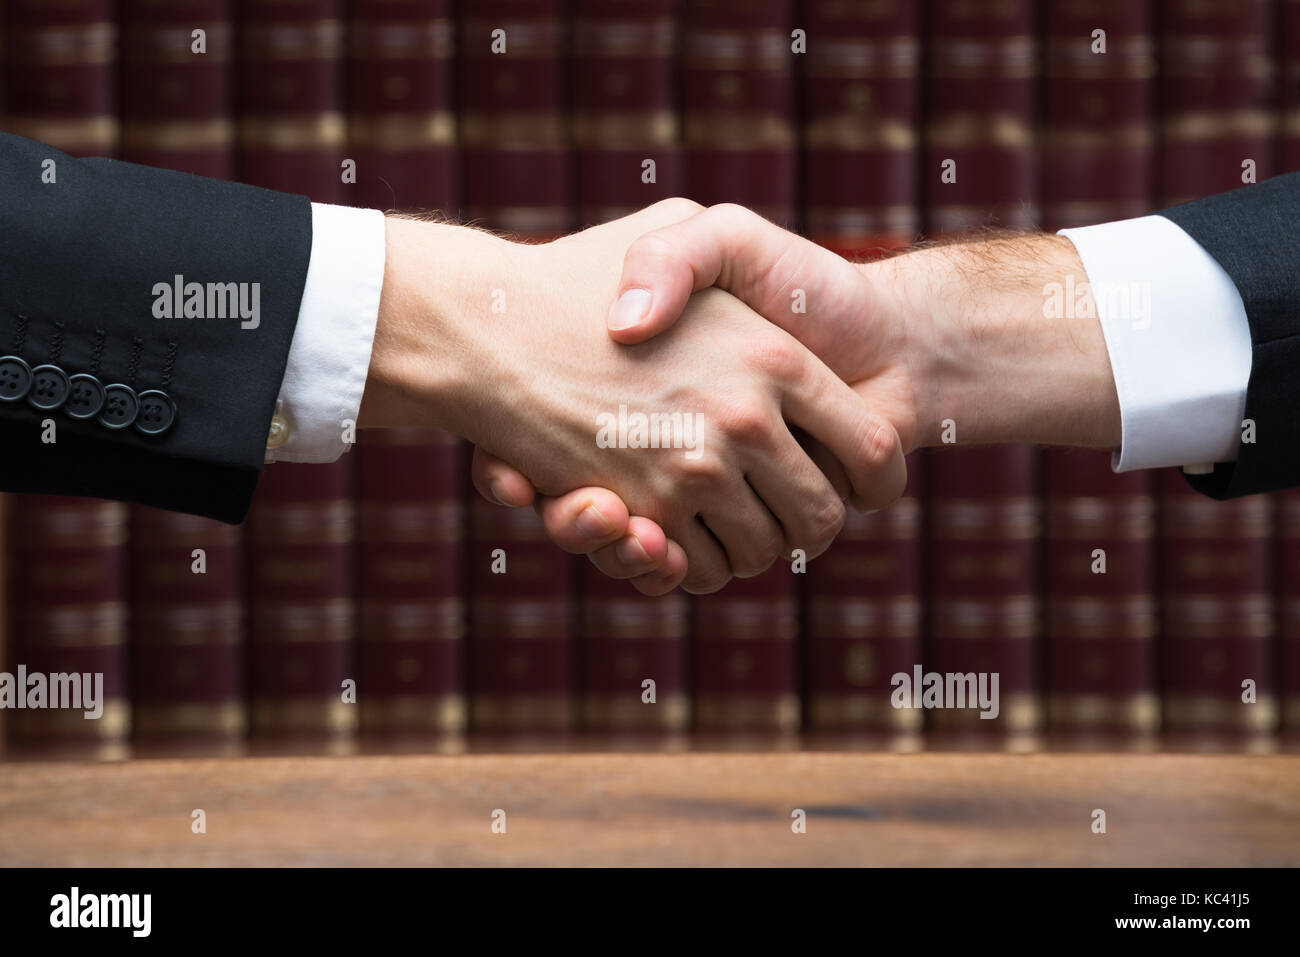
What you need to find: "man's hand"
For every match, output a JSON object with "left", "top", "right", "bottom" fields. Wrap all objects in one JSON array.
[
  {"left": 359, "top": 200, "right": 905, "bottom": 594},
  {"left": 473, "top": 203, "right": 1123, "bottom": 588}
]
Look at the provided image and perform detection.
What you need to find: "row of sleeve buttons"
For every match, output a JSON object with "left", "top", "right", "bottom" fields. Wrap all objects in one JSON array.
[{"left": 0, "top": 355, "right": 175, "bottom": 436}]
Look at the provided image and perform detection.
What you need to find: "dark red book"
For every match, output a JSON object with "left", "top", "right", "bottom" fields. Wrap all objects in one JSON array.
[
  {"left": 119, "top": 0, "right": 235, "bottom": 180},
  {"left": 245, "top": 461, "right": 357, "bottom": 744},
  {"left": 347, "top": 0, "right": 457, "bottom": 212},
  {"left": 1160, "top": 0, "right": 1276, "bottom": 206},
  {"left": 1045, "top": 451, "right": 1158, "bottom": 741},
  {"left": 1158, "top": 0, "right": 1278, "bottom": 746},
  {"left": 579, "top": 560, "right": 689, "bottom": 736},
  {"left": 458, "top": 0, "right": 572, "bottom": 238},
  {"left": 924, "top": 0, "right": 1037, "bottom": 233},
  {"left": 804, "top": 457, "right": 924, "bottom": 741},
  {"left": 130, "top": 507, "right": 246, "bottom": 746},
  {"left": 469, "top": 499, "right": 575, "bottom": 734},
  {"left": 356, "top": 429, "right": 467, "bottom": 737},
  {"left": 238, "top": 0, "right": 345, "bottom": 201},
  {"left": 926, "top": 447, "right": 1042, "bottom": 742},
  {"left": 694, "top": 566, "right": 799, "bottom": 738},
  {"left": 801, "top": 0, "right": 920, "bottom": 257},
  {"left": 1160, "top": 472, "right": 1276, "bottom": 743},
  {"left": 1041, "top": 0, "right": 1154, "bottom": 229},
  {"left": 1282, "top": 0, "right": 1300, "bottom": 173},
  {"left": 7, "top": 497, "right": 131, "bottom": 758},
  {"left": 570, "top": 0, "right": 683, "bottom": 224},
  {"left": 681, "top": 0, "right": 796, "bottom": 226},
  {"left": 1277, "top": 491, "right": 1300, "bottom": 735},
  {"left": 2, "top": 0, "right": 117, "bottom": 156}
]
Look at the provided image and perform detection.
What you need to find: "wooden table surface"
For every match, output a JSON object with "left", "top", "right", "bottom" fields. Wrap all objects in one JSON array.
[{"left": 1, "top": 752, "right": 1297, "bottom": 866}]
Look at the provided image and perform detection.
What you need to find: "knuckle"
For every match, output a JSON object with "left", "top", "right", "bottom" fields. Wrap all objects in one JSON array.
[
  {"left": 684, "top": 564, "right": 730, "bottom": 595},
  {"left": 655, "top": 196, "right": 705, "bottom": 219},
  {"left": 671, "top": 453, "right": 728, "bottom": 494},
  {"left": 710, "top": 398, "right": 773, "bottom": 447},
  {"left": 859, "top": 419, "right": 899, "bottom": 473},
  {"left": 743, "top": 335, "right": 799, "bottom": 381},
  {"left": 732, "top": 532, "right": 783, "bottom": 579}
]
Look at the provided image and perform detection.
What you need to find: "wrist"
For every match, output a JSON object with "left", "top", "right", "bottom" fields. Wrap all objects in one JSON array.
[
  {"left": 359, "top": 216, "right": 518, "bottom": 435},
  {"left": 880, "top": 235, "right": 1121, "bottom": 451}
]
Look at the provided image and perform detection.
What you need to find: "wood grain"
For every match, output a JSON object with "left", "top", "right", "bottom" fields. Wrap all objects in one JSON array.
[{"left": 1, "top": 752, "right": 1297, "bottom": 866}]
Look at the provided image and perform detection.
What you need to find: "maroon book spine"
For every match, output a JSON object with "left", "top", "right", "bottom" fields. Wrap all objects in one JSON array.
[
  {"left": 347, "top": 0, "right": 457, "bottom": 212},
  {"left": 580, "top": 560, "right": 689, "bottom": 736},
  {"left": 356, "top": 430, "right": 467, "bottom": 737},
  {"left": 1278, "top": 491, "right": 1300, "bottom": 734},
  {"left": 238, "top": 0, "right": 345, "bottom": 201},
  {"left": 1041, "top": 0, "right": 1154, "bottom": 229},
  {"left": 804, "top": 457, "right": 925, "bottom": 740},
  {"left": 926, "top": 447, "right": 1042, "bottom": 741},
  {"left": 801, "top": 0, "right": 919, "bottom": 257},
  {"left": 119, "top": 0, "right": 235, "bottom": 180},
  {"left": 245, "top": 461, "right": 358, "bottom": 744},
  {"left": 458, "top": 0, "right": 572, "bottom": 239},
  {"left": 681, "top": 0, "right": 796, "bottom": 227},
  {"left": 1045, "top": 451, "right": 1158, "bottom": 741},
  {"left": 694, "top": 566, "right": 799, "bottom": 738},
  {"left": 924, "top": 0, "right": 1037, "bottom": 233},
  {"left": 1283, "top": 0, "right": 1300, "bottom": 173},
  {"left": 7, "top": 497, "right": 131, "bottom": 758},
  {"left": 1160, "top": 0, "right": 1276, "bottom": 206},
  {"left": 1160, "top": 472, "right": 1276, "bottom": 743},
  {"left": 570, "top": 0, "right": 683, "bottom": 224},
  {"left": 130, "top": 507, "right": 246, "bottom": 746},
  {"left": 469, "top": 499, "right": 576, "bottom": 734},
  {"left": 2, "top": 0, "right": 117, "bottom": 156}
]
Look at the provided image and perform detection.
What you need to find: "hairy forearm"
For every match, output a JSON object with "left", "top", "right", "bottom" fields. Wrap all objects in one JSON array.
[{"left": 864, "top": 233, "right": 1121, "bottom": 452}]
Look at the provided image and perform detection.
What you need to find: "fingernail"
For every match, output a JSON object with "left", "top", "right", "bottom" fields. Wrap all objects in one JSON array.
[
  {"left": 576, "top": 505, "right": 614, "bottom": 539},
  {"left": 607, "top": 288, "right": 652, "bottom": 331},
  {"left": 488, "top": 478, "right": 512, "bottom": 506},
  {"left": 616, "top": 536, "right": 653, "bottom": 565}
]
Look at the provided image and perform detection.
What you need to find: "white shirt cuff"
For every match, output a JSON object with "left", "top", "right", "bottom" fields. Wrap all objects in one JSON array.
[
  {"left": 1058, "top": 214, "right": 1252, "bottom": 474},
  {"left": 266, "top": 202, "right": 386, "bottom": 463}
]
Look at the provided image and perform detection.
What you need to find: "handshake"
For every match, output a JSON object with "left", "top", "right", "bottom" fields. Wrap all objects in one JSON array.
[{"left": 359, "top": 199, "right": 1121, "bottom": 595}]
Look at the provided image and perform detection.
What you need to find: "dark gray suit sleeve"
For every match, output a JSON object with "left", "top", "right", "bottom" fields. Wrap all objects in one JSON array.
[
  {"left": 0, "top": 133, "right": 313, "bottom": 522},
  {"left": 1157, "top": 172, "right": 1300, "bottom": 499}
]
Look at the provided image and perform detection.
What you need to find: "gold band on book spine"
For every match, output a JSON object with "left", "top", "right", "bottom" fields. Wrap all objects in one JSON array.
[
  {"left": 1162, "top": 110, "right": 1276, "bottom": 142},
  {"left": 251, "top": 698, "right": 357, "bottom": 735},
  {"left": 1048, "top": 693, "right": 1160, "bottom": 730},
  {"left": 8, "top": 700, "right": 130, "bottom": 738},
  {"left": 133, "top": 702, "right": 247, "bottom": 737},
  {"left": 582, "top": 693, "right": 689, "bottom": 731},
  {"left": 1164, "top": 695, "right": 1278, "bottom": 732},
  {"left": 359, "top": 695, "right": 467, "bottom": 733},
  {"left": 242, "top": 19, "right": 342, "bottom": 60},
  {"left": 926, "top": 113, "right": 1034, "bottom": 149},
  {"left": 809, "top": 695, "right": 924, "bottom": 730},
  {"left": 122, "top": 118, "right": 235, "bottom": 152},
  {"left": 804, "top": 117, "right": 915, "bottom": 150},
  {"left": 684, "top": 113, "right": 794, "bottom": 149},
  {"left": 695, "top": 695, "right": 800, "bottom": 732},
  {"left": 240, "top": 113, "right": 347, "bottom": 151},
  {"left": 571, "top": 111, "right": 678, "bottom": 147},
  {"left": 927, "top": 693, "right": 1040, "bottom": 733},
  {"left": 471, "top": 695, "right": 575, "bottom": 731},
  {"left": 8, "top": 21, "right": 115, "bottom": 65},
  {"left": 347, "top": 113, "right": 455, "bottom": 149}
]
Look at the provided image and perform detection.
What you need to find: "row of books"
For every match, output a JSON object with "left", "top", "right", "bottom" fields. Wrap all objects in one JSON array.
[{"left": 1, "top": 0, "right": 1299, "bottom": 757}]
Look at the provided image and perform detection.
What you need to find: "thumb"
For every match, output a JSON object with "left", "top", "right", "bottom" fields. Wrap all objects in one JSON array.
[{"left": 607, "top": 203, "right": 806, "bottom": 345}]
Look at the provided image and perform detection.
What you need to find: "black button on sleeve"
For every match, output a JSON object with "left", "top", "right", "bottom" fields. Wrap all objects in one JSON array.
[
  {"left": 64, "top": 373, "right": 107, "bottom": 420},
  {"left": 27, "top": 364, "right": 70, "bottom": 411},
  {"left": 98, "top": 383, "right": 140, "bottom": 430},
  {"left": 134, "top": 389, "right": 177, "bottom": 436},
  {"left": 0, "top": 356, "right": 32, "bottom": 402}
]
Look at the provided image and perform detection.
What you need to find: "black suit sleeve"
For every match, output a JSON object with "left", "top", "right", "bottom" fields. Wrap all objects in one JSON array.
[
  {"left": 1157, "top": 172, "right": 1300, "bottom": 500},
  {"left": 0, "top": 133, "right": 312, "bottom": 522}
]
